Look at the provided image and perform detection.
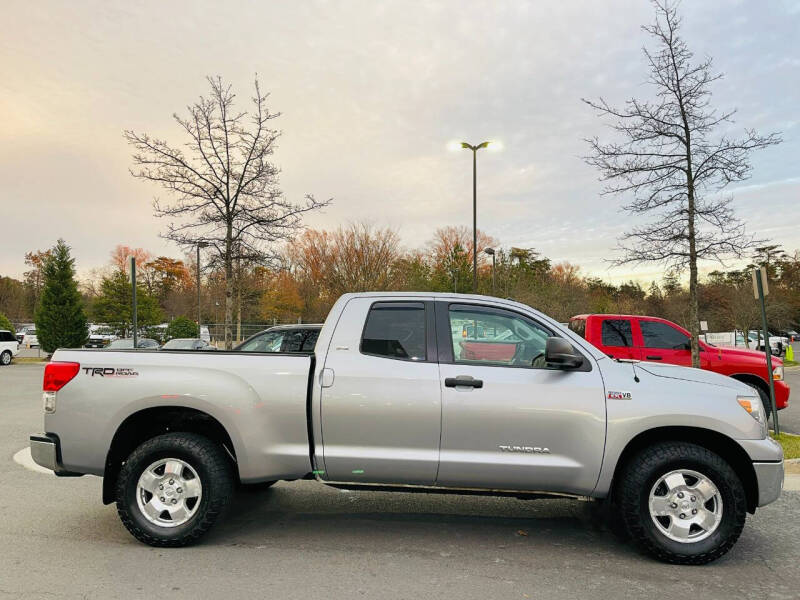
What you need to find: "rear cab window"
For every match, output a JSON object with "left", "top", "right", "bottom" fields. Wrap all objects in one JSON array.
[{"left": 360, "top": 302, "right": 426, "bottom": 361}]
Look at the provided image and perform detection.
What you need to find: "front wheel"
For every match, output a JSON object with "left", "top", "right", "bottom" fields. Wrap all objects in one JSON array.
[
  {"left": 116, "top": 432, "right": 234, "bottom": 547},
  {"left": 615, "top": 442, "right": 747, "bottom": 564},
  {"left": 0, "top": 350, "right": 11, "bottom": 366}
]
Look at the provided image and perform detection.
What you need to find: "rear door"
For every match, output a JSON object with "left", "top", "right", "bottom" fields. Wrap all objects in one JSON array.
[
  {"left": 594, "top": 317, "right": 641, "bottom": 360},
  {"left": 435, "top": 301, "right": 606, "bottom": 495},
  {"left": 318, "top": 297, "right": 441, "bottom": 485}
]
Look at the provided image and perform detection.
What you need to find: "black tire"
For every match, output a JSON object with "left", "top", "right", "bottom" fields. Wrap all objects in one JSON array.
[
  {"left": 116, "top": 432, "right": 234, "bottom": 547},
  {"left": 0, "top": 350, "right": 11, "bottom": 366},
  {"left": 615, "top": 442, "right": 747, "bottom": 565}
]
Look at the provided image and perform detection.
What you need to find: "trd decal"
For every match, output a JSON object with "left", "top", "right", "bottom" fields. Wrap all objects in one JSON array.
[
  {"left": 83, "top": 367, "right": 139, "bottom": 378},
  {"left": 607, "top": 390, "right": 633, "bottom": 400}
]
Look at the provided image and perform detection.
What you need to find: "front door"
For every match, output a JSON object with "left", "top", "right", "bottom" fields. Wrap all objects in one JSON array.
[
  {"left": 435, "top": 302, "right": 606, "bottom": 495},
  {"left": 637, "top": 319, "right": 711, "bottom": 367},
  {"left": 319, "top": 297, "right": 441, "bottom": 485}
]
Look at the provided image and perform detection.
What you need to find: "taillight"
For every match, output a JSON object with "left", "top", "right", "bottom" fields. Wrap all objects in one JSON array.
[{"left": 43, "top": 362, "right": 80, "bottom": 392}]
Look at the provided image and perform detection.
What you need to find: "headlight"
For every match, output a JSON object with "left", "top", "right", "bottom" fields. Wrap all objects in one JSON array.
[
  {"left": 773, "top": 365, "right": 784, "bottom": 381},
  {"left": 738, "top": 395, "right": 766, "bottom": 427}
]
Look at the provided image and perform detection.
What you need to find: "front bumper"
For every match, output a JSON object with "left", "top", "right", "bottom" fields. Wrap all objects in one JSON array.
[
  {"left": 29, "top": 434, "right": 82, "bottom": 477},
  {"left": 774, "top": 380, "right": 790, "bottom": 411},
  {"left": 754, "top": 460, "right": 784, "bottom": 506}
]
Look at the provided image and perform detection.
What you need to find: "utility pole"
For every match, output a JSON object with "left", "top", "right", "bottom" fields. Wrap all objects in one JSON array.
[
  {"left": 753, "top": 267, "right": 779, "bottom": 433},
  {"left": 453, "top": 141, "right": 499, "bottom": 293},
  {"left": 128, "top": 256, "right": 138, "bottom": 348},
  {"left": 196, "top": 242, "right": 208, "bottom": 337}
]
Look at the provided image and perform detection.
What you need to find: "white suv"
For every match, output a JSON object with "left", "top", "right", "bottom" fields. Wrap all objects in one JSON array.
[{"left": 0, "top": 330, "right": 20, "bottom": 365}]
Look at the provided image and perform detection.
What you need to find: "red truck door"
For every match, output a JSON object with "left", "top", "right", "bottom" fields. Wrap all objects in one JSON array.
[
  {"left": 637, "top": 318, "right": 695, "bottom": 366},
  {"left": 594, "top": 317, "right": 641, "bottom": 360}
]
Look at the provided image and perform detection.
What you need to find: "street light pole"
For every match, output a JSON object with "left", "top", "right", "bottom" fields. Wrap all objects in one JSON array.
[
  {"left": 459, "top": 141, "right": 490, "bottom": 293},
  {"left": 196, "top": 242, "right": 208, "bottom": 336},
  {"left": 484, "top": 247, "right": 496, "bottom": 296}
]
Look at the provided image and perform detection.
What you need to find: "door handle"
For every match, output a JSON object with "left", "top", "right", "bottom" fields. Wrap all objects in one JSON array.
[
  {"left": 645, "top": 355, "right": 663, "bottom": 360},
  {"left": 445, "top": 376, "right": 483, "bottom": 389}
]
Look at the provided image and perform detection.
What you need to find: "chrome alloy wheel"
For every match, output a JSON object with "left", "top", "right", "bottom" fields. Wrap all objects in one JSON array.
[
  {"left": 136, "top": 458, "right": 202, "bottom": 528},
  {"left": 648, "top": 469, "right": 723, "bottom": 543}
]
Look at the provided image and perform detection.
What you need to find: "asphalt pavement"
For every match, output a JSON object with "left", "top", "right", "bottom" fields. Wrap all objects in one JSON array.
[{"left": 1, "top": 362, "right": 799, "bottom": 600}]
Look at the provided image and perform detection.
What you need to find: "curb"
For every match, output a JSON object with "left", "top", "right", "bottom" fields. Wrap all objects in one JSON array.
[{"left": 785, "top": 473, "right": 800, "bottom": 491}]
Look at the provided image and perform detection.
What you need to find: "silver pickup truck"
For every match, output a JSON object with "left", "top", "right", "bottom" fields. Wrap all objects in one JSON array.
[{"left": 30, "top": 292, "right": 783, "bottom": 564}]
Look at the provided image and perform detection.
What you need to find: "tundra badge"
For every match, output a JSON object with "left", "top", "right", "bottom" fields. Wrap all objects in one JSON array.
[{"left": 498, "top": 445, "right": 551, "bottom": 454}]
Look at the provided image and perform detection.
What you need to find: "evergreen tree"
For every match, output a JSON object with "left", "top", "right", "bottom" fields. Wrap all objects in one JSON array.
[
  {"left": 93, "top": 270, "right": 164, "bottom": 336},
  {"left": 166, "top": 316, "right": 199, "bottom": 340},
  {"left": 0, "top": 312, "right": 14, "bottom": 333},
  {"left": 35, "top": 240, "right": 88, "bottom": 352}
]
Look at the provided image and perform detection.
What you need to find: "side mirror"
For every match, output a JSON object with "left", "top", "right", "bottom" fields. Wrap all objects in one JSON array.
[{"left": 545, "top": 337, "right": 584, "bottom": 369}]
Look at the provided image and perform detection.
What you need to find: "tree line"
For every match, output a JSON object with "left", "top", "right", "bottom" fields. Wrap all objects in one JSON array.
[{"left": 3, "top": 232, "right": 798, "bottom": 351}]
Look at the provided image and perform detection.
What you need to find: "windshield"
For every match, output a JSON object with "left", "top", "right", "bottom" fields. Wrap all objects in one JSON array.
[
  {"left": 108, "top": 339, "right": 134, "bottom": 349},
  {"left": 162, "top": 339, "right": 199, "bottom": 350},
  {"left": 237, "top": 331, "right": 285, "bottom": 352}
]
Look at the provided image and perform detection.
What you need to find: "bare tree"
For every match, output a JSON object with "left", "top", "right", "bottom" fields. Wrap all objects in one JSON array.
[
  {"left": 583, "top": 0, "right": 781, "bottom": 367},
  {"left": 125, "top": 76, "right": 329, "bottom": 347}
]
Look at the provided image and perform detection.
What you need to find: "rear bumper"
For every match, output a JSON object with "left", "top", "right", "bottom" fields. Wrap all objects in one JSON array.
[
  {"left": 29, "top": 433, "right": 83, "bottom": 477},
  {"left": 753, "top": 461, "right": 784, "bottom": 507}
]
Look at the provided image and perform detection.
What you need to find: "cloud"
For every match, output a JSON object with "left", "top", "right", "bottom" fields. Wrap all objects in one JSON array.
[{"left": 1, "top": 0, "right": 798, "bottom": 285}]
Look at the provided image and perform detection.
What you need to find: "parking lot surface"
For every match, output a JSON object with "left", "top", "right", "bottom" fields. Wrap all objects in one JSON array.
[{"left": 2, "top": 362, "right": 799, "bottom": 600}]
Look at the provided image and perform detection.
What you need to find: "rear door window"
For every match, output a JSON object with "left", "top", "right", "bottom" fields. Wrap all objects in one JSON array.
[
  {"left": 601, "top": 319, "right": 633, "bottom": 347},
  {"left": 361, "top": 302, "right": 426, "bottom": 361}
]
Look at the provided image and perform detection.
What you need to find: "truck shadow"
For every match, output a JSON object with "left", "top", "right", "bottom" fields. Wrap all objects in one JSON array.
[{"left": 205, "top": 481, "right": 647, "bottom": 561}]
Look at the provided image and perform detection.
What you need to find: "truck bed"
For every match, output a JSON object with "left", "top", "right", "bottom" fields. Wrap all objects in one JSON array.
[{"left": 46, "top": 348, "right": 315, "bottom": 482}]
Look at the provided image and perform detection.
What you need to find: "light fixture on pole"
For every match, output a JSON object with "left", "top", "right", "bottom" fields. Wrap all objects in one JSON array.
[
  {"left": 450, "top": 140, "right": 500, "bottom": 293},
  {"left": 484, "top": 247, "right": 496, "bottom": 296},
  {"left": 196, "top": 242, "right": 209, "bottom": 335}
]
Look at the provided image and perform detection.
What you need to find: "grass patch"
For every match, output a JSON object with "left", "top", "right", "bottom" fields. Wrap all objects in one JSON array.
[
  {"left": 13, "top": 357, "right": 48, "bottom": 364},
  {"left": 772, "top": 432, "right": 800, "bottom": 459},
  {"left": 783, "top": 359, "right": 799, "bottom": 367}
]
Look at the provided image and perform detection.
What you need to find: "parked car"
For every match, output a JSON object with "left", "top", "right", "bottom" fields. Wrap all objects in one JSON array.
[
  {"left": 106, "top": 338, "right": 160, "bottom": 350},
  {"left": 86, "top": 325, "right": 117, "bottom": 348},
  {"left": 0, "top": 329, "right": 20, "bottom": 365},
  {"left": 778, "top": 329, "right": 799, "bottom": 342},
  {"left": 234, "top": 324, "right": 322, "bottom": 353},
  {"left": 569, "top": 314, "right": 789, "bottom": 418},
  {"left": 161, "top": 338, "right": 216, "bottom": 351},
  {"left": 19, "top": 326, "right": 38, "bottom": 347},
  {"left": 31, "top": 293, "right": 783, "bottom": 564},
  {"left": 704, "top": 330, "right": 787, "bottom": 356}
]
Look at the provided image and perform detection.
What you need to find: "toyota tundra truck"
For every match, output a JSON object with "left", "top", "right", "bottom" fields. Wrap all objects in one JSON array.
[{"left": 30, "top": 293, "right": 784, "bottom": 564}]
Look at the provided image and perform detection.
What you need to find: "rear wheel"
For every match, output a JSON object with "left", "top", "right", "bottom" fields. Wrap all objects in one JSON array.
[
  {"left": 616, "top": 442, "right": 746, "bottom": 564},
  {"left": 116, "top": 432, "right": 234, "bottom": 547},
  {"left": 0, "top": 350, "right": 11, "bottom": 366}
]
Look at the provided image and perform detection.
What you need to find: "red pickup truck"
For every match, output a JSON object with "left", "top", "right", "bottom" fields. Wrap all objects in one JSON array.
[{"left": 569, "top": 314, "right": 789, "bottom": 416}]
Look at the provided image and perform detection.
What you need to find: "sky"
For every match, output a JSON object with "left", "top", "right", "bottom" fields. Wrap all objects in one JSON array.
[{"left": 1, "top": 0, "right": 798, "bottom": 284}]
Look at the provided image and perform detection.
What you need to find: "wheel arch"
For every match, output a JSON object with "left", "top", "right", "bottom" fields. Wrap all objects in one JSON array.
[
  {"left": 610, "top": 426, "right": 759, "bottom": 513},
  {"left": 729, "top": 373, "right": 768, "bottom": 394},
  {"left": 102, "top": 406, "right": 238, "bottom": 504}
]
